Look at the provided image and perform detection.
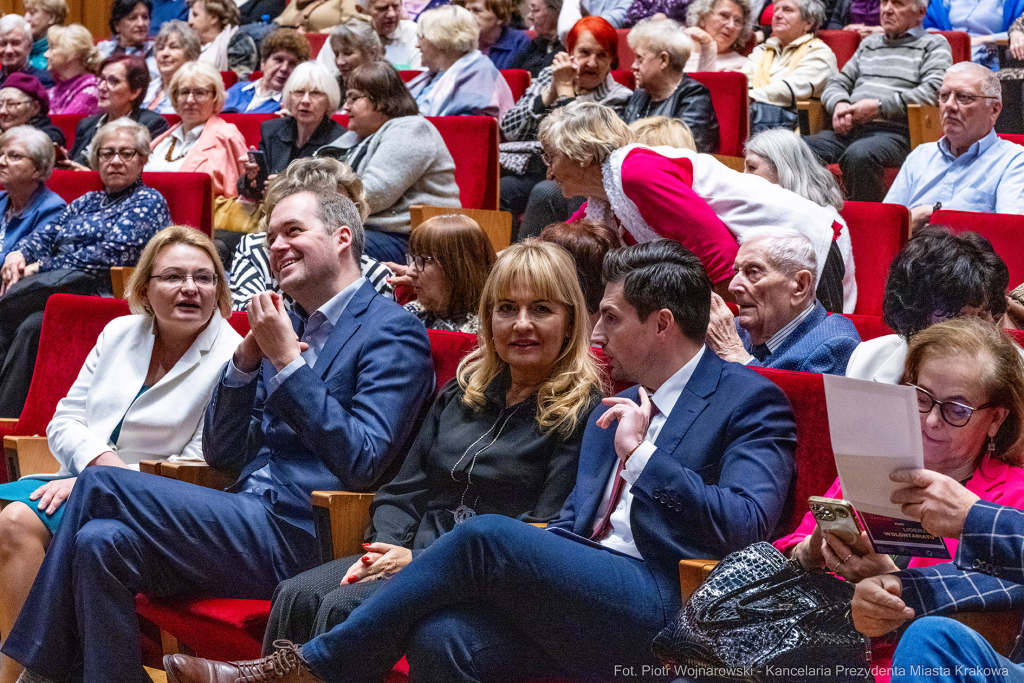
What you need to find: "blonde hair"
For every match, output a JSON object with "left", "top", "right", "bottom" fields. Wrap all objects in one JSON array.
[
  {"left": 538, "top": 101, "right": 634, "bottom": 166},
  {"left": 628, "top": 115, "right": 695, "bottom": 150},
  {"left": 902, "top": 317, "right": 1024, "bottom": 467},
  {"left": 192, "top": 0, "right": 241, "bottom": 29},
  {"left": 417, "top": 5, "right": 479, "bottom": 55},
  {"left": 26, "top": 0, "right": 68, "bottom": 26},
  {"left": 458, "top": 239, "right": 605, "bottom": 437},
  {"left": 127, "top": 225, "right": 232, "bottom": 319},
  {"left": 47, "top": 24, "right": 102, "bottom": 74},
  {"left": 169, "top": 60, "right": 227, "bottom": 113},
  {"left": 263, "top": 156, "right": 369, "bottom": 222}
]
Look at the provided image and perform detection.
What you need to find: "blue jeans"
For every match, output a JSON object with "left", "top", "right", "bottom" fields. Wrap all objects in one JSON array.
[
  {"left": 363, "top": 229, "right": 409, "bottom": 264},
  {"left": 1, "top": 467, "right": 319, "bottom": 683},
  {"left": 299, "top": 514, "right": 672, "bottom": 683},
  {"left": 892, "top": 617, "right": 1024, "bottom": 683}
]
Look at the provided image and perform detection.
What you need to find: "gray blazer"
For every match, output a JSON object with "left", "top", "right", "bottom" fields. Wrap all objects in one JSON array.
[{"left": 316, "top": 115, "right": 461, "bottom": 234}]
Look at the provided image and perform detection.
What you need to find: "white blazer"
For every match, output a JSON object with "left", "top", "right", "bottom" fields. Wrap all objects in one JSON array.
[{"left": 45, "top": 312, "right": 242, "bottom": 477}]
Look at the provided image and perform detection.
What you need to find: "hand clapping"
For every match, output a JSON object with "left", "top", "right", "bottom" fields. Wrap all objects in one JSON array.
[{"left": 234, "top": 291, "right": 306, "bottom": 372}]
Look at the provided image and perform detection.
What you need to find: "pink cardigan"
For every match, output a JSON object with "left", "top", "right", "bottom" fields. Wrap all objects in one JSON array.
[
  {"left": 774, "top": 455, "right": 1024, "bottom": 569},
  {"left": 149, "top": 115, "right": 247, "bottom": 198}
]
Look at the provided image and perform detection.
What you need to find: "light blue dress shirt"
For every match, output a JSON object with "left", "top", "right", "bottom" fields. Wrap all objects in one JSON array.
[
  {"left": 884, "top": 129, "right": 1024, "bottom": 214},
  {"left": 947, "top": 0, "right": 1005, "bottom": 67}
]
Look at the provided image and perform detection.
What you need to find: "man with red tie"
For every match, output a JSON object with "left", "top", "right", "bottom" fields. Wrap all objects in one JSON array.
[{"left": 164, "top": 239, "right": 798, "bottom": 683}]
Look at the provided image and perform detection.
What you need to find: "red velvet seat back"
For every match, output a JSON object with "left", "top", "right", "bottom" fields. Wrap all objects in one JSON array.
[
  {"left": 840, "top": 201, "right": 909, "bottom": 317},
  {"left": 753, "top": 367, "right": 839, "bottom": 537},
  {"left": 933, "top": 30, "right": 970, "bottom": 63},
  {"left": 46, "top": 170, "right": 215, "bottom": 236},
  {"left": 426, "top": 329, "right": 477, "bottom": 393},
  {"left": 828, "top": 164, "right": 900, "bottom": 199},
  {"left": 932, "top": 210, "right": 1024, "bottom": 290},
  {"left": 51, "top": 113, "right": 85, "bottom": 149},
  {"left": 842, "top": 314, "right": 894, "bottom": 341},
  {"left": 817, "top": 29, "right": 860, "bottom": 70},
  {"left": 689, "top": 71, "right": 749, "bottom": 157},
  {"left": 306, "top": 33, "right": 329, "bottom": 56},
  {"left": 220, "top": 70, "right": 239, "bottom": 89},
  {"left": 1007, "top": 329, "right": 1024, "bottom": 346},
  {"left": 331, "top": 114, "right": 498, "bottom": 211},
  {"left": 0, "top": 295, "right": 130, "bottom": 482},
  {"left": 616, "top": 28, "right": 632, "bottom": 71},
  {"left": 228, "top": 311, "right": 250, "bottom": 336},
  {"left": 500, "top": 69, "right": 531, "bottom": 102},
  {"left": 220, "top": 113, "right": 278, "bottom": 148},
  {"left": 610, "top": 69, "right": 635, "bottom": 90},
  {"left": 399, "top": 70, "right": 423, "bottom": 82},
  {"left": 1000, "top": 134, "right": 1024, "bottom": 147}
]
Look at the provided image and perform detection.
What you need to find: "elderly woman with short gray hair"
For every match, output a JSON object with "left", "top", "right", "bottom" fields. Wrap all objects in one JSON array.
[
  {"left": 142, "top": 20, "right": 201, "bottom": 114},
  {"left": 327, "top": 19, "right": 384, "bottom": 91},
  {"left": 742, "top": 0, "right": 837, "bottom": 135},
  {"left": 684, "top": 0, "right": 753, "bottom": 72},
  {"left": 406, "top": 5, "right": 514, "bottom": 118},
  {"left": 539, "top": 101, "right": 848, "bottom": 309},
  {"left": 0, "top": 126, "right": 66, "bottom": 263},
  {"left": 623, "top": 17, "right": 720, "bottom": 153}
]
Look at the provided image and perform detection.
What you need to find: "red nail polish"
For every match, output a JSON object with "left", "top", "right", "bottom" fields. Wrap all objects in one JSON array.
[
  {"left": 361, "top": 543, "right": 371, "bottom": 548},
  {"left": 347, "top": 576, "right": 357, "bottom": 583},
  {"left": 361, "top": 556, "right": 370, "bottom": 563}
]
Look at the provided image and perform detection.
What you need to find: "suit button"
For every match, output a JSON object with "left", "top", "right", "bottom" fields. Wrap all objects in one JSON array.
[
  {"left": 973, "top": 559, "right": 983, "bottom": 570},
  {"left": 254, "top": 486, "right": 263, "bottom": 494}
]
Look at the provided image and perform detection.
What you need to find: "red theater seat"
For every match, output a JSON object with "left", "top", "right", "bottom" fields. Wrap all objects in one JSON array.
[
  {"left": 1000, "top": 134, "right": 1024, "bottom": 147},
  {"left": 50, "top": 113, "right": 85, "bottom": 149},
  {"left": 933, "top": 30, "right": 971, "bottom": 63},
  {"left": 843, "top": 314, "right": 894, "bottom": 341},
  {"left": 306, "top": 32, "right": 329, "bottom": 56},
  {"left": 817, "top": 29, "right": 860, "bottom": 70},
  {"left": 221, "top": 70, "right": 238, "bottom": 89},
  {"left": 219, "top": 112, "right": 279, "bottom": 148},
  {"left": 840, "top": 201, "right": 909, "bottom": 317},
  {"left": 399, "top": 70, "right": 424, "bottom": 82},
  {"left": 610, "top": 69, "right": 635, "bottom": 90},
  {"left": 828, "top": 164, "right": 900, "bottom": 201},
  {"left": 690, "top": 71, "right": 749, "bottom": 157},
  {"left": 0, "top": 295, "right": 129, "bottom": 483},
  {"left": 46, "top": 171, "right": 215, "bottom": 236},
  {"left": 931, "top": 210, "right": 1024, "bottom": 290},
  {"left": 616, "top": 28, "right": 633, "bottom": 70},
  {"left": 500, "top": 68, "right": 531, "bottom": 102}
]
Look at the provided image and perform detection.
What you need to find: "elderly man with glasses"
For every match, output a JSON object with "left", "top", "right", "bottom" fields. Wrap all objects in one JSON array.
[
  {"left": 885, "top": 62, "right": 1024, "bottom": 233},
  {"left": 705, "top": 227, "right": 861, "bottom": 375}
]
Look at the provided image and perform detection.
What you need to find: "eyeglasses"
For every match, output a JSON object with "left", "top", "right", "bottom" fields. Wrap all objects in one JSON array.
[
  {"left": 405, "top": 254, "right": 434, "bottom": 272},
  {"left": 178, "top": 88, "right": 214, "bottom": 101},
  {"left": 0, "top": 99, "right": 31, "bottom": 110},
  {"left": 343, "top": 93, "right": 367, "bottom": 106},
  {"left": 98, "top": 75, "right": 124, "bottom": 87},
  {"left": 0, "top": 150, "right": 29, "bottom": 162},
  {"left": 937, "top": 90, "right": 999, "bottom": 106},
  {"left": 97, "top": 148, "right": 140, "bottom": 162},
  {"left": 293, "top": 88, "right": 328, "bottom": 101},
  {"left": 148, "top": 270, "right": 219, "bottom": 287},
  {"left": 540, "top": 149, "right": 553, "bottom": 166},
  {"left": 905, "top": 383, "right": 993, "bottom": 428}
]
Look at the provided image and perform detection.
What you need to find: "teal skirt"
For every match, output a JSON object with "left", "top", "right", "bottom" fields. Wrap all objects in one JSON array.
[{"left": 0, "top": 478, "right": 67, "bottom": 533}]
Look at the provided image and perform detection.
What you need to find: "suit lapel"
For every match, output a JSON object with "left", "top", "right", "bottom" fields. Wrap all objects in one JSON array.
[
  {"left": 651, "top": 349, "right": 722, "bottom": 454},
  {"left": 311, "top": 281, "right": 375, "bottom": 378}
]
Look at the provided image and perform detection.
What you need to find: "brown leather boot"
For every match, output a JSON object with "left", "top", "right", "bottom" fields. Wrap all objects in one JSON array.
[{"left": 163, "top": 641, "right": 324, "bottom": 683}]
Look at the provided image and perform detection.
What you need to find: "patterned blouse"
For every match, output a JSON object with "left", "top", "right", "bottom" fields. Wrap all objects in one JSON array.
[
  {"left": 48, "top": 74, "right": 100, "bottom": 116},
  {"left": 14, "top": 179, "right": 171, "bottom": 277},
  {"left": 229, "top": 231, "right": 395, "bottom": 311},
  {"left": 403, "top": 299, "right": 479, "bottom": 333}
]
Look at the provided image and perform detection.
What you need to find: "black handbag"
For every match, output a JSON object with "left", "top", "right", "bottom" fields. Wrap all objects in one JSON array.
[{"left": 652, "top": 542, "right": 872, "bottom": 683}]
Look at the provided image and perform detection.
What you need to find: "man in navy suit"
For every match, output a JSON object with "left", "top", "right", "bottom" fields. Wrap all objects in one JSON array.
[
  {"left": 705, "top": 227, "right": 861, "bottom": 376},
  {"left": 164, "top": 239, "right": 797, "bottom": 683},
  {"left": 2, "top": 190, "right": 434, "bottom": 683},
  {"left": 850, "top": 469, "right": 1024, "bottom": 682}
]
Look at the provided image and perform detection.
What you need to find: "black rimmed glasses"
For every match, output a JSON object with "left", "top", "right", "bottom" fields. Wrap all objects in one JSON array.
[
  {"left": 148, "top": 270, "right": 219, "bottom": 288},
  {"left": 905, "top": 383, "right": 992, "bottom": 427},
  {"left": 97, "top": 148, "right": 140, "bottom": 162},
  {"left": 405, "top": 254, "right": 434, "bottom": 272}
]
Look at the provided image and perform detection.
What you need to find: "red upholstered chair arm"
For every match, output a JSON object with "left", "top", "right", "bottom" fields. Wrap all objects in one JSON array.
[{"left": 312, "top": 491, "right": 375, "bottom": 562}]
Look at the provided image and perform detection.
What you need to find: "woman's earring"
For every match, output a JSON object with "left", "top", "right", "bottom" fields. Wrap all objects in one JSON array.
[{"left": 988, "top": 436, "right": 996, "bottom": 454}]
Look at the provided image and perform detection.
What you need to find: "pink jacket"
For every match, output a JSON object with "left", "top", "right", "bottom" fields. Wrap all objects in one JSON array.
[
  {"left": 150, "top": 115, "right": 247, "bottom": 198},
  {"left": 774, "top": 455, "right": 1024, "bottom": 569}
]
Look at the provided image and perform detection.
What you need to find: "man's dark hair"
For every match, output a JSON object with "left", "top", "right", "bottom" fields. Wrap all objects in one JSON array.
[
  {"left": 883, "top": 226, "right": 1008, "bottom": 338},
  {"left": 602, "top": 239, "right": 711, "bottom": 343}
]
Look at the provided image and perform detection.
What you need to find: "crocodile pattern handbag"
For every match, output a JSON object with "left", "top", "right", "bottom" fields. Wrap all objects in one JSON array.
[{"left": 652, "top": 542, "right": 872, "bottom": 683}]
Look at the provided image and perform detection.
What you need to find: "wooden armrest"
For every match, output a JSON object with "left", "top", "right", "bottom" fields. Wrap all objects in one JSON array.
[
  {"left": 712, "top": 155, "right": 745, "bottom": 172},
  {"left": 312, "top": 490, "right": 375, "bottom": 562},
  {"left": 950, "top": 608, "right": 1024, "bottom": 658},
  {"left": 410, "top": 205, "right": 513, "bottom": 252},
  {"left": 153, "top": 461, "right": 236, "bottom": 490},
  {"left": 907, "top": 103, "right": 942, "bottom": 151},
  {"left": 4, "top": 435, "right": 60, "bottom": 480},
  {"left": 110, "top": 266, "right": 134, "bottom": 300},
  {"left": 0, "top": 418, "right": 18, "bottom": 428},
  {"left": 138, "top": 460, "right": 163, "bottom": 476},
  {"left": 679, "top": 558, "right": 719, "bottom": 602},
  {"left": 797, "top": 100, "right": 825, "bottom": 136},
  {"left": 528, "top": 522, "right": 548, "bottom": 528}
]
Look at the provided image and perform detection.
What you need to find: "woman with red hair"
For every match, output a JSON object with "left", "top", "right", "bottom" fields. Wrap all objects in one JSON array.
[{"left": 499, "top": 15, "right": 631, "bottom": 236}]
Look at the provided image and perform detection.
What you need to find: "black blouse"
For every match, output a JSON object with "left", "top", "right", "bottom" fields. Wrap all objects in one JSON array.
[{"left": 368, "top": 371, "right": 602, "bottom": 551}]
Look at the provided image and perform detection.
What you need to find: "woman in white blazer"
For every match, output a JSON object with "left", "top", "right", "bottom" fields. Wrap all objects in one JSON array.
[{"left": 0, "top": 225, "right": 240, "bottom": 683}]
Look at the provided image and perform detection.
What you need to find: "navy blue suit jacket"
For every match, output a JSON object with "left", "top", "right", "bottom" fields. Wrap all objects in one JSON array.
[
  {"left": 203, "top": 280, "right": 435, "bottom": 535},
  {"left": 549, "top": 349, "right": 797, "bottom": 618},
  {"left": 739, "top": 302, "right": 861, "bottom": 376}
]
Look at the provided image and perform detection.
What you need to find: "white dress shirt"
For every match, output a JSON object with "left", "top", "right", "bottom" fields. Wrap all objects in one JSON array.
[
  {"left": 596, "top": 346, "right": 706, "bottom": 559},
  {"left": 145, "top": 123, "right": 206, "bottom": 173}
]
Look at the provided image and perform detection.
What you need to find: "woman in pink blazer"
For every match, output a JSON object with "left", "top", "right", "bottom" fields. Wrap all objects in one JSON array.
[{"left": 145, "top": 60, "right": 246, "bottom": 199}]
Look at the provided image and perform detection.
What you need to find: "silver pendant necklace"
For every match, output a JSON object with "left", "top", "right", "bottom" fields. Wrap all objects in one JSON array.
[{"left": 449, "top": 402, "right": 524, "bottom": 523}]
